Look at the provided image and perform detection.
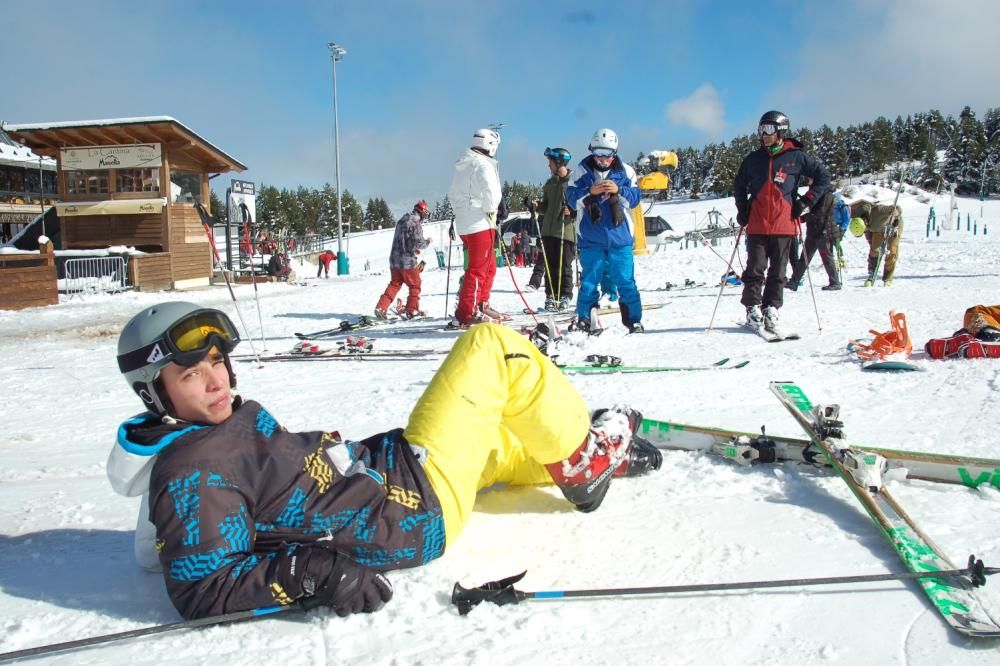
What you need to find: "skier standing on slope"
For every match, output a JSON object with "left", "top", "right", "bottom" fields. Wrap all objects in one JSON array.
[
  {"left": 788, "top": 177, "right": 842, "bottom": 291},
  {"left": 566, "top": 128, "right": 644, "bottom": 333},
  {"left": 448, "top": 128, "right": 508, "bottom": 326},
  {"left": 733, "top": 110, "right": 830, "bottom": 334},
  {"left": 374, "top": 200, "right": 432, "bottom": 319},
  {"left": 536, "top": 146, "right": 577, "bottom": 311},
  {"left": 107, "top": 302, "right": 662, "bottom": 620}
]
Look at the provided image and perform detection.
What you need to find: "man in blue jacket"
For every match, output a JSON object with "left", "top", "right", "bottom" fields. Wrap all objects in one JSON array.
[{"left": 566, "top": 128, "right": 643, "bottom": 333}]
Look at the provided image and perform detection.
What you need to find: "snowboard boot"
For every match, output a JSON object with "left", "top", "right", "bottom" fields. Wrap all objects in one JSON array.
[
  {"left": 763, "top": 306, "right": 779, "bottom": 333},
  {"left": 628, "top": 321, "right": 644, "bottom": 334},
  {"left": 924, "top": 330, "right": 974, "bottom": 359},
  {"left": 964, "top": 339, "right": 1000, "bottom": 359},
  {"left": 745, "top": 305, "right": 764, "bottom": 332},
  {"left": 976, "top": 326, "right": 1000, "bottom": 342},
  {"left": 545, "top": 406, "right": 648, "bottom": 512},
  {"left": 569, "top": 307, "right": 602, "bottom": 336}
]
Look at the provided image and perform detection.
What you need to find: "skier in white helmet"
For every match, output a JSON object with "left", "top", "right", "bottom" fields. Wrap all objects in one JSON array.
[
  {"left": 448, "top": 128, "right": 507, "bottom": 326},
  {"left": 566, "top": 128, "right": 644, "bottom": 334}
]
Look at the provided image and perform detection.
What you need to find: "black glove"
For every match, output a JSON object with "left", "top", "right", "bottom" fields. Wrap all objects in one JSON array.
[
  {"left": 295, "top": 547, "right": 393, "bottom": 617},
  {"left": 609, "top": 194, "right": 625, "bottom": 226},
  {"left": 736, "top": 209, "right": 749, "bottom": 227},
  {"left": 583, "top": 194, "right": 601, "bottom": 223},
  {"left": 448, "top": 222, "right": 456, "bottom": 241},
  {"left": 792, "top": 197, "right": 812, "bottom": 219},
  {"left": 497, "top": 200, "right": 509, "bottom": 222}
]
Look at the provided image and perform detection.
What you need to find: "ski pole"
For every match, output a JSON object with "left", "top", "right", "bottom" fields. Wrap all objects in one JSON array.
[
  {"left": 444, "top": 221, "right": 455, "bottom": 318},
  {"left": 707, "top": 227, "right": 742, "bottom": 331},
  {"left": 453, "top": 556, "right": 998, "bottom": 615},
  {"left": 194, "top": 203, "right": 260, "bottom": 364},
  {"left": 239, "top": 202, "right": 267, "bottom": 350},
  {"left": 0, "top": 604, "right": 300, "bottom": 663},
  {"left": 803, "top": 243, "right": 822, "bottom": 331},
  {"left": 497, "top": 228, "right": 538, "bottom": 324}
]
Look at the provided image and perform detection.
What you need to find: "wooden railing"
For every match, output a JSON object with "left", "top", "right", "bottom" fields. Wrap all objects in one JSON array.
[{"left": 0, "top": 240, "right": 58, "bottom": 310}]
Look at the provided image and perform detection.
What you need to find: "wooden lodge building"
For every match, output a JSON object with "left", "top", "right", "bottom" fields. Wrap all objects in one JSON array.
[{"left": 3, "top": 116, "right": 245, "bottom": 293}]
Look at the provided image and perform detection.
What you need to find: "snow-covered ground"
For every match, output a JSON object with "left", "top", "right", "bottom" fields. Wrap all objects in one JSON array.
[{"left": 1, "top": 187, "right": 999, "bottom": 664}]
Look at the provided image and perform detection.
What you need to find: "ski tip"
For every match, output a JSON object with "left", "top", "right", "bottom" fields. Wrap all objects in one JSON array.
[
  {"left": 714, "top": 358, "right": 730, "bottom": 366},
  {"left": 733, "top": 361, "right": 750, "bottom": 368}
]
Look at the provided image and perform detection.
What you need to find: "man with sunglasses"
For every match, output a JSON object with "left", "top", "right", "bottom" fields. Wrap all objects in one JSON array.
[
  {"left": 566, "top": 128, "right": 644, "bottom": 333},
  {"left": 733, "top": 111, "right": 830, "bottom": 336},
  {"left": 108, "top": 301, "right": 663, "bottom": 620}
]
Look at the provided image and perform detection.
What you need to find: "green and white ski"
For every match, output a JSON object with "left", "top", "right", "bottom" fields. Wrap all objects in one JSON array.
[
  {"left": 770, "top": 381, "right": 1000, "bottom": 638},
  {"left": 637, "top": 418, "right": 1000, "bottom": 489}
]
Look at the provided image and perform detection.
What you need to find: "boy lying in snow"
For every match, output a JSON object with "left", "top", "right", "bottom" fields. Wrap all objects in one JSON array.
[{"left": 107, "top": 302, "right": 661, "bottom": 619}]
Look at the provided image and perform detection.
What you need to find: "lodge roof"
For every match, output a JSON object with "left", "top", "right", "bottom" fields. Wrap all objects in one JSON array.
[{"left": 2, "top": 116, "right": 246, "bottom": 173}]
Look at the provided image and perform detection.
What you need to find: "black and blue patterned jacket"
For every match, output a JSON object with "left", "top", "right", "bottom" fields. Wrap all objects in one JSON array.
[{"left": 113, "top": 399, "right": 444, "bottom": 619}]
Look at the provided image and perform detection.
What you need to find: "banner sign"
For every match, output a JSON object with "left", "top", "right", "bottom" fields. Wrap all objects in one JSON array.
[{"left": 60, "top": 143, "right": 162, "bottom": 170}]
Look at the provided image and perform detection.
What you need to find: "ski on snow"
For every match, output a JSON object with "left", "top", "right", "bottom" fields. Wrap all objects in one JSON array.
[
  {"left": 234, "top": 340, "right": 439, "bottom": 362},
  {"left": 637, "top": 418, "right": 1000, "bottom": 489},
  {"left": 558, "top": 357, "right": 749, "bottom": 374},
  {"left": 770, "top": 380, "right": 1000, "bottom": 638},
  {"left": 741, "top": 322, "right": 800, "bottom": 342}
]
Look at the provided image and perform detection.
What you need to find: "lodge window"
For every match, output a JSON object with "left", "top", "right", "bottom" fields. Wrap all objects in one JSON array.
[
  {"left": 170, "top": 170, "right": 202, "bottom": 204},
  {"left": 66, "top": 169, "right": 110, "bottom": 195},
  {"left": 117, "top": 168, "right": 160, "bottom": 193}
]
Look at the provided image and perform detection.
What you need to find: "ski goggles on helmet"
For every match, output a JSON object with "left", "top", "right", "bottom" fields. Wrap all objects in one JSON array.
[
  {"left": 117, "top": 308, "right": 241, "bottom": 375},
  {"left": 758, "top": 123, "right": 779, "bottom": 136},
  {"left": 591, "top": 148, "right": 616, "bottom": 158},
  {"left": 544, "top": 147, "right": 572, "bottom": 163}
]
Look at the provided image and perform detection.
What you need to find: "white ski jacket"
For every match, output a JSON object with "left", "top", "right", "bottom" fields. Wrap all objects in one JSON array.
[{"left": 448, "top": 148, "right": 502, "bottom": 237}]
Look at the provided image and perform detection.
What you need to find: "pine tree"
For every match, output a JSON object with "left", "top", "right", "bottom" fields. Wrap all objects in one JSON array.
[{"left": 870, "top": 117, "right": 896, "bottom": 175}]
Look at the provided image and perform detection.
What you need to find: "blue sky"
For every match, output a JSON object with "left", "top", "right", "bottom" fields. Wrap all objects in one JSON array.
[{"left": 3, "top": 0, "right": 999, "bottom": 214}]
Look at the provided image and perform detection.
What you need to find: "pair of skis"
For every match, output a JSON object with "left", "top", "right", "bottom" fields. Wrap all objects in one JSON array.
[
  {"left": 234, "top": 340, "right": 439, "bottom": 362},
  {"left": 557, "top": 356, "right": 749, "bottom": 374},
  {"left": 742, "top": 321, "right": 800, "bottom": 343},
  {"left": 865, "top": 168, "right": 906, "bottom": 287}
]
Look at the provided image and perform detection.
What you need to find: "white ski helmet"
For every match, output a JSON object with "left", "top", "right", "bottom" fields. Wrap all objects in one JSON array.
[
  {"left": 116, "top": 301, "right": 241, "bottom": 416},
  {"left": 588, "top": 128, "right": 619, "bottom": 154},
  {"left": 471, "top": 128, "right": 501, "bottom": 157}
]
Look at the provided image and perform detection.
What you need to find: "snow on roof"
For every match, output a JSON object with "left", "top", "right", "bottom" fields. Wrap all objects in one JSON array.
[
  {"left": 1, "top": 116, "right": 246, "bottom": 171},
  {"left": 0, "top": 127, "right": 56, "bottom": 168},
  {"left": 3, "top": 116, "right": 180, "bottom": 131}
]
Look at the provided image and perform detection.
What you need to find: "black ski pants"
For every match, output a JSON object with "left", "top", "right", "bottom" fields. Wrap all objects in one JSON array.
[
  {"left": 790, "top": 234, "right": 840, "bottom": 287},
  {"left": 531, "top": 236, "right": 575, "bottom": 300},
  {"left": 741, "top": 234, "right": 794, "bottom": 310}
]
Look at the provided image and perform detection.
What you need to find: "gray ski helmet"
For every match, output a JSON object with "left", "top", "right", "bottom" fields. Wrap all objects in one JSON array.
[
  {"left": 758, "top": 110, "right": 790, "bottom": 135},
  {"left": 117, "top": 301, "right": 240, "bottom": 415}
]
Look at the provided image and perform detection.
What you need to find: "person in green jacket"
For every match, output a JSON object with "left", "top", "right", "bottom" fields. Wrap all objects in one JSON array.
[{"left": 535, "top": 147, "right": 577, "bottom": 311}]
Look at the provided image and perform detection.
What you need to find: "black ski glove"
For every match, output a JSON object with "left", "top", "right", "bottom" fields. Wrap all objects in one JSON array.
[
  {"left": 295, "top": 546, "right": 393, "bottom": 617},
  {"left": 736, "top": 208, "right": 749, "bottom": 227},
  {"left": 583, "top": 194, "right": 601, "bottom": 223},
  {"left": 609, "top": 194, "right": 625, "bottom": 226}
]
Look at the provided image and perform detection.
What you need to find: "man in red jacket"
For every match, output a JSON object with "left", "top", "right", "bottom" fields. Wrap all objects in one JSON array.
[{"left": 733, "top": 110, "right": 830, "bottom": 335}]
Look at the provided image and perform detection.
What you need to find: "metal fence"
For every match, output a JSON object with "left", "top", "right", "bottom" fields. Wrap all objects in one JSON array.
[{"left": 62, "top": 256, "right": 130, "bottom": 297}]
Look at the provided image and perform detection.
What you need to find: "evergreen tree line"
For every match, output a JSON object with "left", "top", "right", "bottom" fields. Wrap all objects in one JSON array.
[
  {"left": 211, "top": 106, "right": 1000, "bottom": 235},
  {"left": 655, "top": 105, "right": 1000, "bottom": 200},
  {"left": 212, "top": 183, "right": 397, "bottom": 237}
]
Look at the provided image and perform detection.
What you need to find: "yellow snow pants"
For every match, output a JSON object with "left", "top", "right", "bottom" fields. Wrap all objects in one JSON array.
[
  {"left": 404, "top": 323, "right": 591, "bottom": 547},
  {"left": 964, "top": 305, "right": 1000, "bottom": 336}
]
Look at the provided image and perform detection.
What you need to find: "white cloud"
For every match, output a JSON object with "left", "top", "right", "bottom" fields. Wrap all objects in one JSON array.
[{"left": 665, "top": 84, "right": 727, "bottom": 138}]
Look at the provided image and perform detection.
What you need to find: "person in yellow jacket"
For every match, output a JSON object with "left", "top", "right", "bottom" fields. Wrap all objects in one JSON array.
[{"left": 109, "top": 302, "right": 662, "bottom": 619}]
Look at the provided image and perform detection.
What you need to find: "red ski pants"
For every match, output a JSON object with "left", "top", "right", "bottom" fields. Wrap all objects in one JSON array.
[
  {"left": 455, "top": 228, "right": 497, "bottom": 322},
  {"left": 376, "top": 267, "right": 422, "bottom": 314}
]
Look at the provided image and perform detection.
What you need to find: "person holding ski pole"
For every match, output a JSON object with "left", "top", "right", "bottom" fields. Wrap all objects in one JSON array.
[
  {"left": 374, "top": 200, "right": 432, "bottom": 319},
  {"left": 449, "top": 128, "right": 507, "bottom": 326},
  {"left": 107, "top": 302, "right": 663, "bottom": 620},
  {"left": 536, "top": 147, "right": 577, "bottom": 311},
  {"left": 850, "top": 198, "right": 903, "bottom": 286},
  {"left": 566, "top": 129, "right": 644, "bottom": 333},
  {"left": 733, "top": 110, "right": 830, "bottom": 335},
  {"left": 788, "top": 177, "right": 842, "bottom": 291}
]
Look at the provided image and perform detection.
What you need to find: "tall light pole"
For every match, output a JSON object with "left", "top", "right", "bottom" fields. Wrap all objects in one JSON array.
[{"left": 328, "top": 42, "right": 348, "bottom": 275}]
